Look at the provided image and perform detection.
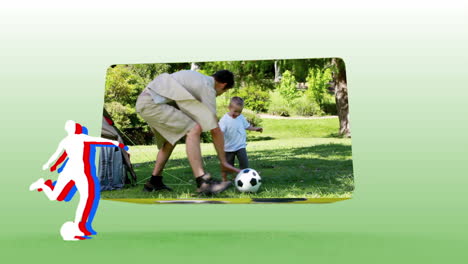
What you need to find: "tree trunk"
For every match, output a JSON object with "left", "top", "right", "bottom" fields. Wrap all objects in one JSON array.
[
  {"left": 332, "top": 58, "right": 351, "bottom": 138},
  {"left": 274, "top": 60, "right": 281, "bottom": 83},
  {"left": 190, "top": 62, "right": 199, "bottom": 71}
]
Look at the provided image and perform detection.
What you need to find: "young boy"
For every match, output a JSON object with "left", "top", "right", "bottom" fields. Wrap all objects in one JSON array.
[{"left": 219, "top": 96, "right": 263, "bottom": 181}]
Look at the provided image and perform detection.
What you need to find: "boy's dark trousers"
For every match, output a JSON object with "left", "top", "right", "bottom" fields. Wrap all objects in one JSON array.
[{"left": 225, "top": 148, "right": 249, "bottom": 169}]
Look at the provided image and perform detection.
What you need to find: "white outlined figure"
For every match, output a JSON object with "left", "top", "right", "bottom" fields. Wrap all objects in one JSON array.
[{"left": 29, "top": 120, "right": 127, "bottom": 241}]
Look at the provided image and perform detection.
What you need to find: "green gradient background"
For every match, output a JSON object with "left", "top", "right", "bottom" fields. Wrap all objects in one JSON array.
[{"left": 1, "top": 5, "right": 467, "bottom": 263}]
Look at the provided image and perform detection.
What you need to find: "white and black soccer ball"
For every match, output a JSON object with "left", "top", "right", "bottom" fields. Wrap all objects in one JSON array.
[{"left": 234, "top": 168, "right": 262, "bottom": 193}]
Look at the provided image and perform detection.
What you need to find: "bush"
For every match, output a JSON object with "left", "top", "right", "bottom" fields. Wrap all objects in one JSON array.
[
  {"left": 322, "top": 95, "right": 337, "bottom": 115},
  {"left": 105, "top": 101, "right": 134, "bottom": 131},
  {"left": 268, "top": 91, "right": 290, "bottom": 116},
  {"left": 200, "top": 132, "right": 213, "bottom": 143},
  {"left": 216, "top": 93, "right": 231, "bottom": 119},
  {"left": 105, "top": 102, "right": 153, "bottom": 145},
  {"left": 291, "top": 96, "right": 323, "bottom": 116},
  {"left": 305, "top": 67, "right": 337, "bottom": 115},
  {"left": 278, "top": 70, "right": 302, "bottom": 102},
  {"left": 234, "top": 84, "right": 270, "bottom": 113},
  {"left": 242, "top": 109, "right": 263, "bottom": 127}
]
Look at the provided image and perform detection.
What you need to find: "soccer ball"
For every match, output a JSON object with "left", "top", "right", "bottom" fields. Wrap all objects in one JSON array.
[{"left": 234, "top": 168, "right": 262, "bottom": 192}]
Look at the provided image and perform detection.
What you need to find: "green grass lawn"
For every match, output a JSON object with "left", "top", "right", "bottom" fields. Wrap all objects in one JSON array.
[{"left": 101, "top": 117, "right": 354, "bottom": 199}]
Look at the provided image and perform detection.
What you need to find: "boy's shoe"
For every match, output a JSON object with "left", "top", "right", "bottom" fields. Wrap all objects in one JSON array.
[
  {"left": 143, "top": 181, "right": 173, "bottom": 192},
  {"left": 196, "top": 173, "right": 232, "bottom": 195}
]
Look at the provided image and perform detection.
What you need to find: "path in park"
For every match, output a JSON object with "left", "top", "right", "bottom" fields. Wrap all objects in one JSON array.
[{"left": 258, "top": 114, "right": 338, "bottom": 120}]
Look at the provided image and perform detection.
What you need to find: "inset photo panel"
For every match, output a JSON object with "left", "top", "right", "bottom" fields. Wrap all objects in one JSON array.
[{"left": 99, "top": 58, "right": 353, "bottom": 204}]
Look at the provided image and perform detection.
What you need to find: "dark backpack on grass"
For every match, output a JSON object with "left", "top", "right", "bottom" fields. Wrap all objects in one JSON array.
[{"left": 98, "top": 110, "right": 137, "bottom": 191}]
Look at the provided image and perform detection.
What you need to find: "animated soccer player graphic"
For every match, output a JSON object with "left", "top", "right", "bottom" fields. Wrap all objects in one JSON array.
[{"left": 29, "top": 120, "right": 128, "bottom": 241}]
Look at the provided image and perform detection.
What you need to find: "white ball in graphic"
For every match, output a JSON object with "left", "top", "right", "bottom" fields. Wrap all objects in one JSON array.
[{"left": 60, "top": 221, "right": 84, "bottom": 241}]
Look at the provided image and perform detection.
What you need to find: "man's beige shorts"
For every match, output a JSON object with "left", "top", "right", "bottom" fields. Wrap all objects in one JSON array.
[{"left": 136, "top": 94, "right": 196, "bottom": 149}]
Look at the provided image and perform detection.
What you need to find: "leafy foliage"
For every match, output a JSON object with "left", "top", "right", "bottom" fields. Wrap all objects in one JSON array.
[
  {"left": 291, "top": 96, "right": 323, "bottom": 116},
  {"left": 104, "top": 101, "right": 134, "bottom": 131},
  {"left": 241, "top": 109, "right": 263, "bottom": 127},
  {"left": 105, "top": 65, "right": 145, "bottom": 106},
  {"left": 306, "top": 67, "right": 335, "bottom": 113},
  {"left": 198, "top": 60, "right": 275, "bottom": 89},
  {"left": 277, "top": 70, "right": 302, "bottom": 103},
  {"left": 276, "top": 58, "right": 329, "bottom": 82},
  {"left": 268, "top": 91, "right": 290, "bottom": 117},
  {"left": 128, "top": 63, "right": 171, "bottom": 81},
  {"left": 233, "top": 84, "right": 270, "bottom": 113}
]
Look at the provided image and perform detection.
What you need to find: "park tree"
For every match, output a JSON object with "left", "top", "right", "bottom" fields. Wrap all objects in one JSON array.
[{"left": 330, "top": 58, "right": 350, "bottom": 137}]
